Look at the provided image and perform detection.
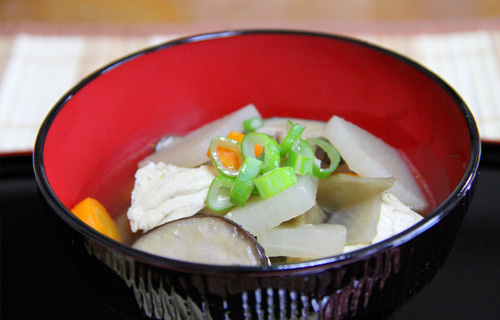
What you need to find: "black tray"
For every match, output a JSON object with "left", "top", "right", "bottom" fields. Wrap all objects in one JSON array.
[{"left": 2, "top": 144, "right": 500, "bottom": 320}]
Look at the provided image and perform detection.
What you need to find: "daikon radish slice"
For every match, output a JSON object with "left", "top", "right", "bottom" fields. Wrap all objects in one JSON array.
[
  {"left": 258, "top": 224, "right": 347, "bottom": 259},
  {"left": 279, "top": 203, "right": 326, "bottom": 228},
  {"left": 225, "top": 175, "right": 318, "bottom": 236},
  {"left": 324, "top": 116, "right": 428, "bottom": 212},
  {"left": 140, "top": 104, "right": 261, "bottom": 168}
]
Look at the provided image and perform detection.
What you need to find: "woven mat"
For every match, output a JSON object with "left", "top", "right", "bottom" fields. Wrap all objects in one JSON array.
[{"left": 1, "top": 21, "right": 499, "bottom": 153}]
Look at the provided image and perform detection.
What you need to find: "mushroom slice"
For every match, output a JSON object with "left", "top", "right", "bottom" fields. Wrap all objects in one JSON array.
[{"left": 132, "top": 215, "right": 269, "bottom": 266}]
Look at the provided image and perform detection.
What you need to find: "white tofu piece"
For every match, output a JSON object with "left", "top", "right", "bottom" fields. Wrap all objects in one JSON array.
[
  {"left": 372, "top": 193, "right": 423, "bottom": 242},
  {"left": 127, "top": 162, "right": 217, "bottom": 233},
  {"left": 344, "top": 193, "right": 423, "bottom": 253}
]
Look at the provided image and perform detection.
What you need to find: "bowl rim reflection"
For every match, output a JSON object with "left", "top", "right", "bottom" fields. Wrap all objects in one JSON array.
[{"left": 33, "top": 29, "right": 481, "bottom": 276}]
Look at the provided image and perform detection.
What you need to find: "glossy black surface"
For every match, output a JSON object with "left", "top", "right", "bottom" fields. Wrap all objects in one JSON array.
[{"left": 1, "top": 146, "right": 499, "bottom": 320}]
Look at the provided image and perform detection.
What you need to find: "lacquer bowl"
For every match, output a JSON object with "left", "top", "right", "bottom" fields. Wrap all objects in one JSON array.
[{"left": 33, "top": 30, "right": 481, "bottom": 319}]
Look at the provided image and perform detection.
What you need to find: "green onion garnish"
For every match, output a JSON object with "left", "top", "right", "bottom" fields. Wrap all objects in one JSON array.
[
  {"left": 254, "top": 166, "right": 298, "bottom": 200},
  {"left": 209, "top": 136, "right": 244, "bottom": 177},
  {"left": 206, "top": 176, "right": 236, "bottom": 212},
  {"left": 230, "top": 157, "right": 262, "bottom": 207},
  {"left": 286, "top": 139, "right": 314, "bottom": 175},
  {"left": 243, "top": 116, "right": 264, "bottom": 132},
  {"left": 279, "top": 121, "right": 306, "bottom": 158},
  {"left": 241, "top": 132, "right": 280, "bottom": 174},
  {"left": 206, "top": 117, "right": 342, "bottom": 209},
  {"left": 307, "top": 138, "right": 341, "bottom": 179}
]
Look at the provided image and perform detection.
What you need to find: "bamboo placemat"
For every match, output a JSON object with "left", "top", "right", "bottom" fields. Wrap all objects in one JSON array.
[{"left": 1, "top": 21, "right": 499, "bottom": 153}]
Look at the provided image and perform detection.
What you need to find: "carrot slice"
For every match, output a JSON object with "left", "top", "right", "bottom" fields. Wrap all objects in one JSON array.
[
  {"left": 70, "top": 197, "right": 121, "bottom": 241},
  {"left": 337, "top": 172, "right": 359, "bottom": 177},
  {"left": 206, "top": 131, "right": 263, "bottom": 169},
  {"left": 226, "top": 130, "right": 245, "bottom": 142},
  {"left": 206, "top": 141, "right": 242, "bottom": 169},
  {"left": 217, "top": 147, "right": 242, "bottom": 169},
  {"left": 228, "top": 131, "right": 264, "bottom": 156}
]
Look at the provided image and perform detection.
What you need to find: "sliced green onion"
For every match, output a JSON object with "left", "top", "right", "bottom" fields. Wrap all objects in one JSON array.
[
  {"left": 206, "top": 176, "right": 235, "bottom": 212},
  {"left": 286, "top": 139, "right": 314, "bottom": 175},
  {"left": 243, "top": 116, "right": 264, "bottom": 132},
  {"left": 209, "top": 136, "right": 244, "bottom": 177},
  {"left": 279, "top": 122, "right": 305, "bottom": 158},
  {"left": 254, "top": 166, "right": 298, "bottom": 200},
  {"left": 230, "top": 157, "right": 262, "bottom": 207},
  {"left": 241, "top": 132, "right": 280, "bottom": 173},
  {"left": 251, "top": 187, "right": 260, "bottom": 196},
  {"left": 307, "top": 138, "right": 341, "bottom": 179}
]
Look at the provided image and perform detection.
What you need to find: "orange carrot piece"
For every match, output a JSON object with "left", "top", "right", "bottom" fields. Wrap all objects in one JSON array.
[
  {"left": 70, "top": 197, "right": 121, "bottom": 241},
  {"left": 337, "top": 172, "right": 359, "bottom": 177},
  {"left": 206, "top": 144, "right": 242, "bottom": 169},
  {"left": 226, "top": 130, "right": 245, "bottom": 142},
  {"left": 218, "top": 147, "right": 241, "bottom": 169},
  {"left": 227, "top": 131, "right": 264, "bottom": 156},
  {"left": 206, "top": 131, "right": 263, "bottom": 169},
  {"left": 254, "top": 145, "right": 264, "bottom": 157}
]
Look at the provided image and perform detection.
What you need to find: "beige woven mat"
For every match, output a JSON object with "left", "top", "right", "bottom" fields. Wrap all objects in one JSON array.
[{"left": 1, "top": 21, "right": 499, "bottom": 153}]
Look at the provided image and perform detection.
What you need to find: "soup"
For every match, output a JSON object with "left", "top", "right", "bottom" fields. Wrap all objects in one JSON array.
[{"left": 71, "top": 104, "right": 431, "bottom": 266}]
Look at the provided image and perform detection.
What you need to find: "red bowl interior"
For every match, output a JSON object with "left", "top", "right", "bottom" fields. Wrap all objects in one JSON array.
[{"left": 39, "top": 31, "right": 475, "bottom": 223}]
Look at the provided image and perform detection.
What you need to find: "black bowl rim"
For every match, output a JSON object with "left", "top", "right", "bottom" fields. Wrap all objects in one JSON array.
[{"left": 33, "top": 29, "right": 481, "bottom": 276}]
